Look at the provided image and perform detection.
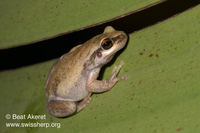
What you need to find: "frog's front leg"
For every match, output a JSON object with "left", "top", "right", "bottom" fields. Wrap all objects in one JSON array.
[{"left": 86, "top": 60, "right": 127, "bottom": 93}]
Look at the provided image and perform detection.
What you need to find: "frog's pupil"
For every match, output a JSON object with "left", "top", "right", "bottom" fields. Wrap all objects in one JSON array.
[{"left": 105, "top": 40, "right": 111, "bottom": 46}]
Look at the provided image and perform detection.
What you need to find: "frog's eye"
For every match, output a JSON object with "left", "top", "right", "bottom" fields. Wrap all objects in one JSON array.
[{"left": 100, "top": 38, "right": 113, "bottom": 50}]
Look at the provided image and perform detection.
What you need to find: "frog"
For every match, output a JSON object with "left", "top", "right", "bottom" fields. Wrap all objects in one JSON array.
[{"left": 45, "top": 26, "right": 128, "bottom": 117}]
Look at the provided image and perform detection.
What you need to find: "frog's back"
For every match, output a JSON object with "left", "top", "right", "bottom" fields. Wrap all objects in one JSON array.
[{"left": 45, "top": 45, "right": 89, "bottom": 101}]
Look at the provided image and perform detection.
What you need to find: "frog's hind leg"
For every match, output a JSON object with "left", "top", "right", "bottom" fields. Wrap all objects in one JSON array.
[
  {"left": 77, "top": 93, "right": 92, "bottom": 112},
  {"left": 45, "top": 100, "right": 76, "bottom": 117}
]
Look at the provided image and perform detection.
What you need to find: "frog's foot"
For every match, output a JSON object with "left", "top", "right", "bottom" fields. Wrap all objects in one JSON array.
[
  {"left": 108, "top": 60, "right": 127, "bottom": 86},
  {"left": 46, "top": 100, "right": 76, "bottom": 117},
  {"left": 77, "top": 93, "right": 92, "bottom": 112}
]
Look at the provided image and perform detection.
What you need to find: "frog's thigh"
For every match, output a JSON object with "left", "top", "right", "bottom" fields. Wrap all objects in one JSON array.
[{"left": 46, "top": 100, "right": 76, "bottom": 117}]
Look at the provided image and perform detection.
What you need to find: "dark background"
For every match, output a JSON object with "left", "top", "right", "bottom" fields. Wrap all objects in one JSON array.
[{"left": 0, "top": 0, "right": 199, "bottom": 71}]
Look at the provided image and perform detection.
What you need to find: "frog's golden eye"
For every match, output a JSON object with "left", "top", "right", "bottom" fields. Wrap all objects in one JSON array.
[{"left": 100, "top": 38, "right": 113, "bottom": 50}]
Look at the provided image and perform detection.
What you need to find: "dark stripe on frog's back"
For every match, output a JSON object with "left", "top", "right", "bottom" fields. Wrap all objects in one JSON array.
[{"left": 83, "top": 48, "right": 101, "bottom": 70}]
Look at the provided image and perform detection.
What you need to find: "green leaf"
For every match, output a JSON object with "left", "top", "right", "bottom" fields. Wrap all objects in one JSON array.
[
  {"left": 0, "top": 0, "right": 162, "bottom": 49},
  {"left": 1, "top": 3, "right": 200, "bottom": 133}
]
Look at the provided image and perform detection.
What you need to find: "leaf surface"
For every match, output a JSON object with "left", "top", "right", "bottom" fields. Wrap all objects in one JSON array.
[
  {"left": 0, "top": 3, "right": 200, "bottom": 133},
  {"left": 0, "top": 0, "right": 162, "bottom": 49}
]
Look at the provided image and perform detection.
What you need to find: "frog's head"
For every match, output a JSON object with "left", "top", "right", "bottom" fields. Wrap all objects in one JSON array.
[
  {"left": 99, "top": 26, "right": 128, "bottom": 63},
  {"left": 85, "top": 26, "right": 128, "bottom": 70}
]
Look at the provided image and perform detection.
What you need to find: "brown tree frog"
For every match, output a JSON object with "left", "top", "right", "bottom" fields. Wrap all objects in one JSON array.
[{"left": 45, "top": 26, "right": 128, "bottom": 117}]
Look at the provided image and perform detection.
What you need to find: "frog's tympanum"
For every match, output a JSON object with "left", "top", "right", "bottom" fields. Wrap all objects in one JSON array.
[{"left": 45, "top": 26, "right": 128, "bottom": 117}]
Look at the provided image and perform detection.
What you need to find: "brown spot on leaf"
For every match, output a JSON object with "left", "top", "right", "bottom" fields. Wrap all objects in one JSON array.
[
  {"left": 177, "top": 127, "right": 183, "bottom": 131},
  {"left": 139, "top": 52, "right": 143, "bottom": 55},
  {"left": 156, "top": 54, "right": 159, "bottom": 57},
  {"left": 149, "top": 54, "right": 154, "bottom": 57}
]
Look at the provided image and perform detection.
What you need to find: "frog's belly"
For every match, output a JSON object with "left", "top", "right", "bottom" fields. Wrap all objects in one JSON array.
[
  {"left": 52, "top": 78, "right": 89, "bottom": 102},
  {"left": 50, "top": 88, "right": 89, "bottom": 102},
  {"left": 63, "top": 87, "right": 89, "bottom": 102}
]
